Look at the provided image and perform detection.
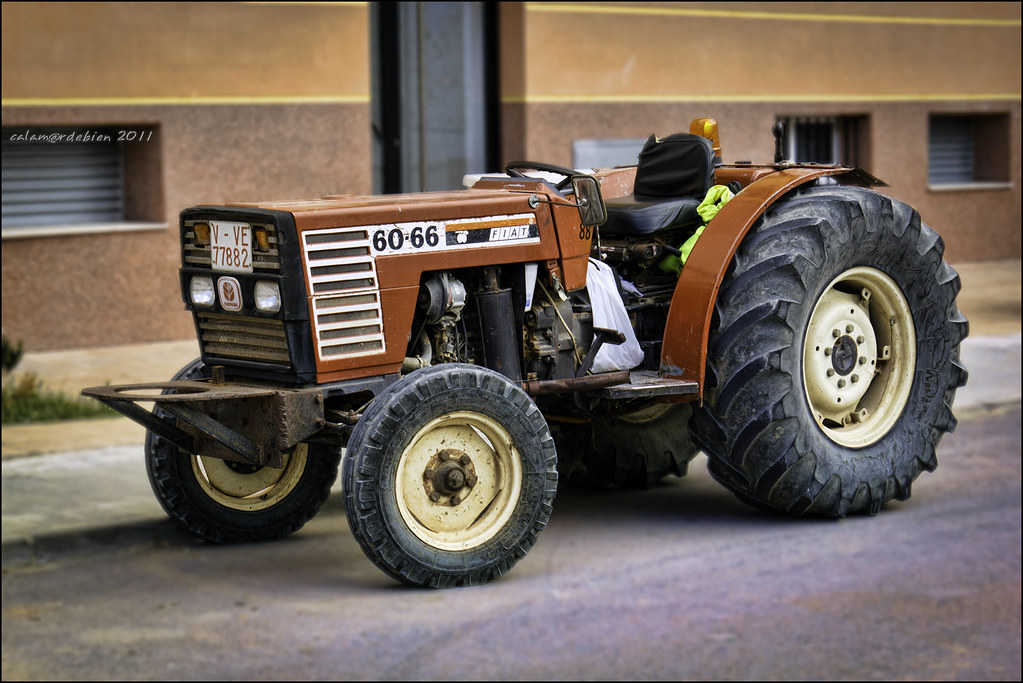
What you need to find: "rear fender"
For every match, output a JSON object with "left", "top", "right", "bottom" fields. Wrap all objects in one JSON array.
[{"left": 660, "top": 166, "right": 885, "bottom": 398}]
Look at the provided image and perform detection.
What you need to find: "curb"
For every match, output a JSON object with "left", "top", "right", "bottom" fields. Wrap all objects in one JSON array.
[{"left": 3, "top": 519, "right": 200, "bottom": 570}]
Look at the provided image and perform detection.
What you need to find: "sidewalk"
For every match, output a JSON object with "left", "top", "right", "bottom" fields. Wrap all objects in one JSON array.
[{"left": 2, "top": 260, "right": 1019, "bottom": 569}]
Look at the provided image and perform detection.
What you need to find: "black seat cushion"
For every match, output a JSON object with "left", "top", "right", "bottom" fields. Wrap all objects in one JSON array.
[
  {"left": 602, "top": 195, "right": 702, "bottom": 236},
  {"left": 602, "top": 133, "right": 714, "bottom": 236}
]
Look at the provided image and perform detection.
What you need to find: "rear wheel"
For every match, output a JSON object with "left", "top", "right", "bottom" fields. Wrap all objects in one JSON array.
[
  {"left": 691, "top": 185, "right": 968, "bottom": 517},
  {"left": 145, "top": 359, "right": 341, "bottom": 543},
  {"left": 343, "top": 364, "right": 557, "bottom": 588},
  {"left": 554, "top": 402, "right": 699, "bottom": 489}
]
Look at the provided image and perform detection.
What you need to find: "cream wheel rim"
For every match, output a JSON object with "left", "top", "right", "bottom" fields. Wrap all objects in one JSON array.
[
  {"left": 191, "top": 444, "right": 307, "bottom": 511},
  {"left": 803, "top": 267, "right": 916, "bottom": 447},
  {"left": 395, "top": 411, "right": 522, "bottom": 551}
]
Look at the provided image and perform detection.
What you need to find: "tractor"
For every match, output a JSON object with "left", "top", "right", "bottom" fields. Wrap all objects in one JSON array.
[{"left": 84, "top": 119, "right": 968, "bottom": 588}]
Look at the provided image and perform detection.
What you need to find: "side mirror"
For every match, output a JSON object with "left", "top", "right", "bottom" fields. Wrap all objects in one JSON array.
[{"left": 571, "top": 176, "right": 607, "bottom": 227}]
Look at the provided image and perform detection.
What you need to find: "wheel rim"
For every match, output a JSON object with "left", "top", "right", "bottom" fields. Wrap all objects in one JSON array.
[
  {"left": 803, "top": 267, "right": 916, "bottom": 447},
  {"left": 191, "top": 444, "right": 307, "bottom": 512},
  {"left": 395, "top": 411, "right": 522, "bottom": 552}
]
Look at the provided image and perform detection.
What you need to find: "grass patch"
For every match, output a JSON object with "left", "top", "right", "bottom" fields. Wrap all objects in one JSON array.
[{"left": 2, "top": 373, "right": 118, "bottom": 424}]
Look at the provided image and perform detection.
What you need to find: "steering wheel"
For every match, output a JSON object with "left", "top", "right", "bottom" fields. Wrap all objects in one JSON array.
[{"left": 504, "top": 161, "right": 577, "bottom": 191}]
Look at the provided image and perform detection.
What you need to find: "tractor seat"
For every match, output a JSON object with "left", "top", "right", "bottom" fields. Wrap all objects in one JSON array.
[
  {"left": 601, "top": 133, "right": 714, "bottom": 237},
  {"left": 602, "top": 194, "right": 702, "bottom": 236}
]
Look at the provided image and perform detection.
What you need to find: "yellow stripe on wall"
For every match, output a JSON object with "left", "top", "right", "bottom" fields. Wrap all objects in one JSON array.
[
  {"left": 527, "top": 3, "right": 1022, "bottom": 28},
  {"left": 1, "top": 95, "right": 371, "bottom": 107},
  {"left": 503, "top": 93, "right": 1022, "bottom": 105}
]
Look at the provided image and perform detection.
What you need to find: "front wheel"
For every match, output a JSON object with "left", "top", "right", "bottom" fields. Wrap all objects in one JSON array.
[
  {"left": 343, "top": 364, "right": 557, "bottom": 588},
  {"left": 691, "top": 185, "right": 968, "bottom": 517},
  {"left": 145, "top": 358, "right": 341, "bottom": 543}
]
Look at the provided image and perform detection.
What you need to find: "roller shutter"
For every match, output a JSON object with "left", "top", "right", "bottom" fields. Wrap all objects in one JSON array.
[{"left": 2, "top": 129, "right": 124, "bottom": 229}]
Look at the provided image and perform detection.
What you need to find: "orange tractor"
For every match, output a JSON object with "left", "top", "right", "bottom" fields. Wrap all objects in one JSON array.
[{"left": 85, "top": 120, "right": 968, "bottom": 588}]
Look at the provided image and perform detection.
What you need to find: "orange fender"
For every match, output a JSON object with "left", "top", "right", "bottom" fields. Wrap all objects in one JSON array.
[{"left": 660, "top": 166, "right": 883, "bottom": 398}]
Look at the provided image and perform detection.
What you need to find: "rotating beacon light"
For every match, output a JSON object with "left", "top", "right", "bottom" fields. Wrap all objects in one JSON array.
[{"left": 690, "top": 117, "right": 722, "bottom": 166}]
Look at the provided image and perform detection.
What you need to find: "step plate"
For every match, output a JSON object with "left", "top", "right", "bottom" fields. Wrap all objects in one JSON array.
[{"left": 598, "top": 370, "right": 699, "bottom": 399}]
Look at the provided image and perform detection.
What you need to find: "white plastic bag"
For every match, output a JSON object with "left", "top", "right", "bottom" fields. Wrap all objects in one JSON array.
[{"left": 586, "top": 258, "right": 645, "bottom": 373}]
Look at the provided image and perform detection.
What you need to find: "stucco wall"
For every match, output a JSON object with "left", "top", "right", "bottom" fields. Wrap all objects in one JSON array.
[
  {"left": 2, "top": 104, "right": 371, "bottom": 350},
  {"left": 501, "top": 2, "right": 1021, "bottom": 264},
  {"left": 2, "top": 2, "right": 1019, "bottom": 351},
  {"left": 2, "top": 2, "right": 371, "bottom": 351}
]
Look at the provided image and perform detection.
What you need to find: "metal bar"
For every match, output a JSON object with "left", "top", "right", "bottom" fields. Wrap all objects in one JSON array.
[
  {"left": 159, "top": 402, "right": 262, "bottom": 464},
  {"left": 576, "top": 328, "right": 626, "bottom": 378},
  {"left": 91, "top": 396, "right": 195, "bottom": 452},
  {"left": 522, "top": 370, "right": 630, "bottom": 396}
]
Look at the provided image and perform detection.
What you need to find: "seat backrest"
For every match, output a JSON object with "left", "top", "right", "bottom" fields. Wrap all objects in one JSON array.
[{"left": 633, "top": 133, "right": 714, "bottom": 198}]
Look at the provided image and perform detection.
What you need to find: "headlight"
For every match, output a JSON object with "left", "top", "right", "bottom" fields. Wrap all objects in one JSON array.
[
  {"left": 254, "top": 280, "right": 281, "bottom": 313},
  {"left": 190, "top": 275, "right": 215, "bottom": 306}
]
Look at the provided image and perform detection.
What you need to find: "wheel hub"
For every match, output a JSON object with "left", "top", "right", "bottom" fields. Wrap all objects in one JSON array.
[
  {"left": 395, "top": 410, "right": 523, "bottom": 551},
  {"left": 802, "top": 267, "right": 916, "bottom": 447},
  {"left": 831, "top": 335, "right": 859, "bottom": 376},
  {"left": 805, "top": 290, "right": 878, "bottom": 421},
  {"left": 422, "top": 448, "right": 478, "bottom": 506}
]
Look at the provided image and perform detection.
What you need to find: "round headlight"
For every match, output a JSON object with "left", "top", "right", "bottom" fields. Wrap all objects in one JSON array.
[
  {"left": 190, "top": 275, "right": 215, "bottom": 307},
  {"left": 254, "top": 280, "right": 281, "bottom": 313}
]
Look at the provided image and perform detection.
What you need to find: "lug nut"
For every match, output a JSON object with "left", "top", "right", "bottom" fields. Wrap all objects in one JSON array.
[
  {"left": 824, "top": 347, "right": 832, "bottom": 356},
  {"left": 851, "top": 375, "right": 859, "bottom": 383},
  {"left": 832, "top": 329, "right": 841, "bottom": 338},
  {"left": 859, "top": 356, "right": 867, "bottom": 365},
  {"left": 856, "top": 335, "right": 865, "bottom": 344},
  {"left": 429, "top": 492, "right": 441, "bottom": 502},
  {"left": 846, "top": 324, "right": 854, "bottom": 333},
  {"left": 838, "top": 379, "right": 847, "bottom": 388},
  {"left": 465, "top": 474, "right": 478, "bottom": 487},
  {"left": 445, "top": 469, "right": 465, "bottom": 490},
  {"left": 827, "top": 369, "right": 835, "bottom": 377},
  {"left": 450, "top": 495, "right": 462, "bottom": 506},
  {"left": 459, "top": 454, "right": 471, "bottom": 466}
]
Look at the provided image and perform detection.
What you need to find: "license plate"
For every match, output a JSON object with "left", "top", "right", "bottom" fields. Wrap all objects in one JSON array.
[{"left": 210, "top": 221, "right": 253, "bottom": 273}]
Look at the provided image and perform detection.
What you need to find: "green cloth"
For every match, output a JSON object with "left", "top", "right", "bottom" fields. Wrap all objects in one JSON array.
[
  {"left": 696, "top": 184, "right": 734, "bottom": 223},
  {"left": 659, "top": 184, "right": 734, "bottom": 276}
]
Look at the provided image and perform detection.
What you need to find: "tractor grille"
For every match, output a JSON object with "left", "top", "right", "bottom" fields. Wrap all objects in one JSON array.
[
  {"left": 302, "top": 227, "right": 386, "bottom": 360},
  {"left": 197, "top": 312, "right": 290, "bottom": 365}
]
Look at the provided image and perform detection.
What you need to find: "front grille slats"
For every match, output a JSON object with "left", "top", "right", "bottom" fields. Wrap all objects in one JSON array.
[
  {"left": 302, "top": 228, "right": 386, "bottom": 360},
  {"left": 197, "top": 313, "right": 290, "bottom": 366}
]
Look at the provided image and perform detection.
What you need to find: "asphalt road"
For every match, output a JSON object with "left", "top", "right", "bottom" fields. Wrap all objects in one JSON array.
[{"left": 2, "top": 407, "right": 1020, "bottom": 681}]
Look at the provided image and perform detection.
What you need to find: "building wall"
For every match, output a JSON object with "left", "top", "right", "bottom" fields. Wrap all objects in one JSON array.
[
  {"left": 502, "top": 2, "right": 1021, "bottom": 263},
  {"left": 2, "top": 2, "right": 1020, "bottom": 352},
  {"left": 2, "top": 2, "right": 371, "bottom": 351}
]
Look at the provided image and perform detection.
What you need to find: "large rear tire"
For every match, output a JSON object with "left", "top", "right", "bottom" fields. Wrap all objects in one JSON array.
[
  {"left": 691, "top": 185, "right": 968, "bottom": 517},
  {"left": 343, "top": 364, "right": 557, "bottom": 588}
]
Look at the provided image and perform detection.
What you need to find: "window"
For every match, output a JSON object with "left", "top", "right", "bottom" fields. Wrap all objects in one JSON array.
[
  {"left": 572, "top": 138, "right": 646, "bottom": 170},
  {"left": 928, "top": 114, "right": 1010, "bottom": 187},
  {"left": 2, "top": 125, "right": 163, "bottom": 237},
  {"left": 777, "top": 116, "right": 870, "bottom": 169}
]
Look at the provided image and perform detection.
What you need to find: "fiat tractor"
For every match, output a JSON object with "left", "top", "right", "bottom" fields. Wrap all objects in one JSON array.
[{"left": 84, "top": 119, "right": 968, "bottom": 588}]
